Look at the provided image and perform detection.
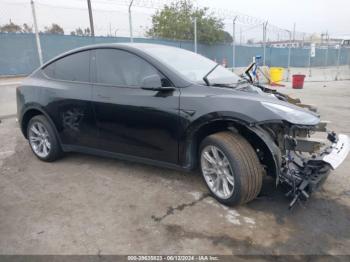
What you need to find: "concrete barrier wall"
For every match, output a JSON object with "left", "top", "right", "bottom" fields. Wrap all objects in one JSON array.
[{"left": 1, "top": 32, "right": 350, "bottom": 76}]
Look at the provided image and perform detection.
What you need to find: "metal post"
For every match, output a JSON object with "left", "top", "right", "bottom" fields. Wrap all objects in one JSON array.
[
  {"left": 263, "top": 21, "right": 268, "bottom": 66},
  {"left": 302, "top": 33, "right": 305, "bottom": 47},
  {"left": 308, "top": 36, "right": 313, "bottom": 77},
  {"left": 336, "top": 46, "right": 341, "bottom": 80},
  {"left": 194, "top": 17, "right": 197, "bottom": 53},
  {"left": 308, "top": 46, "right": 312, "bottom": 77},
  {"left": 30, "top": 0, "right": 43, "bottom": 66},
  {"left": 87, "top": 0, "right": 95, "bottom": 36},
  {"left": 129, "top": 0, "right": 134, "bottom": 42},
  {"left": 232, "top": 16, "right": 237, "bottom": 68},
  {"left": 287, "top": 30, "right": 292, "bottom": 81},
  {"left": 240, "top": 28, "right": 242, "bottom": 45},
  {"left": 324, "top": 32, "right": 329, "bottom": 67},
  {"left": 292, "top": 23, "right": 296, "bottom": 42}
]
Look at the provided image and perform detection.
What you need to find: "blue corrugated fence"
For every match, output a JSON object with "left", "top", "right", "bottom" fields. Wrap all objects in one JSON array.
[{"left": 0, "top": 33, "right": 349, "bottom": 76}]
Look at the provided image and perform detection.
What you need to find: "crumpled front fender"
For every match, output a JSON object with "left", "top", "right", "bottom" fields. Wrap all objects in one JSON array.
[{"left": 247, "top": 125, "right": 282, "bottom": 184}]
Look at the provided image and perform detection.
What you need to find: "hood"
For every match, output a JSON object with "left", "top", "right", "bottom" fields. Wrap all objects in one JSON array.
[{"left": 186, "top": 84, "right": 320, "bottom": 126}]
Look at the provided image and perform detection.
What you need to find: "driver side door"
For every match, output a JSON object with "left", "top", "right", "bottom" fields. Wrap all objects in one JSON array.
[{"left": 91, "top": 48, "right": 180, "bottom": 164}]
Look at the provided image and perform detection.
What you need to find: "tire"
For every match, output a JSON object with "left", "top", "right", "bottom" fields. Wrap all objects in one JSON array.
[
  {"left": 199, "top": 131, "right": 263, "bottom": 206},
  {"left": 27, "top": 115, "right": 63, "bottom": 162}
]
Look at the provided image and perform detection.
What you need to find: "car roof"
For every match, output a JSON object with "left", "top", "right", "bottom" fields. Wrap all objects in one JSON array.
[
  {"left": 41, "top": 43, "right": 176, "bottom": 68},
  {"left": 37, "top": 42, "right": 192, "bottom": 88},
  {"left": 63, "top": 43, "right": 175, "bottom": 55},
  {"left": 88, "top": 42, "right": 177, "bottom": 49}
]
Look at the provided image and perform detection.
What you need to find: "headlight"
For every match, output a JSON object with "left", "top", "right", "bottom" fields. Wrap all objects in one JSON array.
[{"left": 261, "top": 102, "right": 319, "bottom": 125}]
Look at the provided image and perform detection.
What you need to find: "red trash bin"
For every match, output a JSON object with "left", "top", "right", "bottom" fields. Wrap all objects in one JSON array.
[{"left": 292, "top": 74, "right": 305, "bottom": 89}]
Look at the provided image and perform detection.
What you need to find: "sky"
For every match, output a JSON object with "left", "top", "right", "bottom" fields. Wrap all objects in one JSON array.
[
  {"left": 200, "top": 0, "right": 350, "bottom": 37},
  {"left": 1, "top": 0, "right": 349, "bottom": 40}
]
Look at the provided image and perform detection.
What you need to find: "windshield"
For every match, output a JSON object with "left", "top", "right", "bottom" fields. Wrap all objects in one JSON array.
[{"left": 141, "top": 45, "right": 240, "bottom": 85}]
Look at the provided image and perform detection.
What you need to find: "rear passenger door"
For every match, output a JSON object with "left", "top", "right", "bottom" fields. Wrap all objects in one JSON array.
[
  {"left": 91, "top": 48, "right": 180, "bottom": 164},
  {"left": 42, "top": 50, "right": 99, "bottom": 148}
]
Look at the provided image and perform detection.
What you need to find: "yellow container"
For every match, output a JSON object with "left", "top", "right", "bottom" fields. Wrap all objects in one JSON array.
[{"left": 269, "top": 67, "right": 284, "bottom": 84}]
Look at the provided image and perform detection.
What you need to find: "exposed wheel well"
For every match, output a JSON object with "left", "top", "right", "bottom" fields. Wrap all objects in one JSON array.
[
  {"left": 190, "top": 120, "right": 277, "bottom": 177},
  {"left": 21, "top": 109, "right": 43, "bottom": 138}
]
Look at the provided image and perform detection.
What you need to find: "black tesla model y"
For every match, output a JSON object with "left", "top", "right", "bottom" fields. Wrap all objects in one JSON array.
[{"left": 17, "top": 43, "right": 349, "bottom": 207}]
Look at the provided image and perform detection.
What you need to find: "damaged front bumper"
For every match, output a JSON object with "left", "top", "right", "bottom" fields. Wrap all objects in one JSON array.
[
  {"left": 280, "top": 130, "right": 350, "bottom": 208},
  {"left": 322, "top": 134, "right": 350, "bottom": 169}
]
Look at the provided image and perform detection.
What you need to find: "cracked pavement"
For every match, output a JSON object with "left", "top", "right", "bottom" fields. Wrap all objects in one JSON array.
[{"left": 0, "top": 80, "right": 350, "bottom": 255}]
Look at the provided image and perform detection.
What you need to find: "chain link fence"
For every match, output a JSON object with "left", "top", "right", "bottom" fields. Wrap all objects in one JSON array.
[{"left": 1, "top": 0, "right": 349, "bottom": 81}]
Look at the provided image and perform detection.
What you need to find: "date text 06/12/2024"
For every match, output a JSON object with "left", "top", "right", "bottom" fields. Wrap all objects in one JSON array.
[{"left": 127, "top": 255, "right": 220, "bottom": 261}]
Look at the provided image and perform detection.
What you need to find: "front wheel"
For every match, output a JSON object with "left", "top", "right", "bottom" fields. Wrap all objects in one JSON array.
[{"left": 199, "top": 131, "right": 263, "bottom": 206}]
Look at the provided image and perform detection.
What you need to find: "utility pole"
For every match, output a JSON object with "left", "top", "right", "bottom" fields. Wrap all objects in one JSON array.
[
  {"left": 194, "top": 17, "right": 197, "bottom": 53},
  {"left": 129, "top": 0, "right": 134, "bottom": 42},
  {"left": 30, "top": 0, "right": 43, "bottom": 66},
  {"left": 262, "top": 21, "right": 268, "bottom": 66},
  {"left": 87, "top": 0, "right": 95, "bottom": 36},
  {"left": 232, "top": 16, "right": 238, "bottom": 68}
]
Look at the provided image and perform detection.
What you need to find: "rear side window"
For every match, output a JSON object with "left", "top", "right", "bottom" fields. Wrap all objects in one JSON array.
[
  {"left": 43, "top": 51, "right": 90, "bottom": 82},
  {"left": 95, "top": 49, "right": 159, "bottom": 86}
]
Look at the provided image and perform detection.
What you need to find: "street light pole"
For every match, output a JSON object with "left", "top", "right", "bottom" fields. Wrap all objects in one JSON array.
[
  {"left": 87, "top": 0, "right": 95, "bottom": 36},
  {"left": 129, "top": 0, "right": 134, "bottom": 42}
]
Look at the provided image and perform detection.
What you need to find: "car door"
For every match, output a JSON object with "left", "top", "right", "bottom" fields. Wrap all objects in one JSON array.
[
  {"left": 91, "top": 48, "right": 180, "bottom": 164},
  {"left": 42, "top": 50, "right": 99, "bottom": 148}
]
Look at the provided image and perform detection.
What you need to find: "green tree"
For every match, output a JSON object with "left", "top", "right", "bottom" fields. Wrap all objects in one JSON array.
[
  {"left": 146, "top": 0, "right": 232, "bottom": 44},
  {"left": 247, "top": 38, "right": 255, "bottom": 45},
  {"left": 22, "top": 23, "right": 33, "bottom": 33},
  {"left": 0, "top": 21, "right": 22, "bottom": 33},
  {"left": 223, "top": 31, "right": 234, "bottom": 44},
  {"left": 70, "top": 27, "right": 90, "bottom": 36},
  {"left": 44, "top": 23, "right": 64, "bottom": 34}
]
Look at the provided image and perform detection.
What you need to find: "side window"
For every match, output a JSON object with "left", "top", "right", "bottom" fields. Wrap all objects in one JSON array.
[
  {"left": 43, "top": 51, "right": 90, "bottom": 82},
  {"left": 95, "top": 49, "right": 161, "bottom": 87}
]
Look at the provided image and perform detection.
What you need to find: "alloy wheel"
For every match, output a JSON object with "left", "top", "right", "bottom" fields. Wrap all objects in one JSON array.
[
  {"left": 28, "top": 122, "right": 51, "bottom": 158},
  {"left": 201, "top": 145, "right": 235, "bottom": 199}
]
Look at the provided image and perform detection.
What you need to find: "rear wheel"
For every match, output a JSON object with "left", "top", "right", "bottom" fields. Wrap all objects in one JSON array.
[
  {"left": 199, "top": 131, "right": 263, "bottom": 206},
  {"left": 27, "top": 115, "right": 62, "bottom": 162}
]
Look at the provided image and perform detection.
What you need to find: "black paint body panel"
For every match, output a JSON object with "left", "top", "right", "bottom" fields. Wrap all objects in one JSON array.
[{"left": 16, "top": 43, "right": 306, "bottom": 170}]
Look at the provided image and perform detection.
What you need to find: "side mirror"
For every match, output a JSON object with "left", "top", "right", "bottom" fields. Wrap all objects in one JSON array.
[
  {"left": 141, "top": 74, "right": 162, "bottom": 90},
  {"left": 141, "top": 74, "right": 175, "bottom": 91}
]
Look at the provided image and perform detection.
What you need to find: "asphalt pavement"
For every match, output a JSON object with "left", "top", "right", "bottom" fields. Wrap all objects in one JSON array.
[{"left": 0, "top": 78, "right": 350, "bottom": 255}]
